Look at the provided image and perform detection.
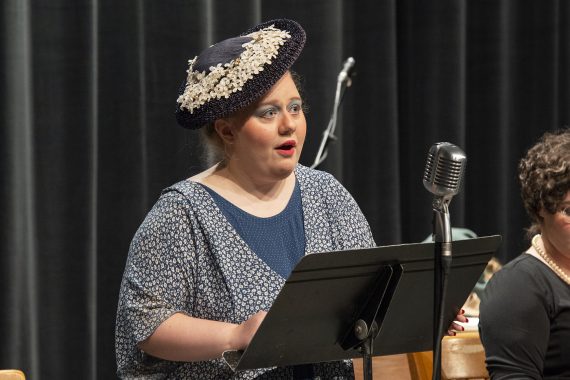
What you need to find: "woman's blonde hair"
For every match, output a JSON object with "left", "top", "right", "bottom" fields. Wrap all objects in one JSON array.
[{"left": 200, "top": 123, "right": 226, "bottom": 167}]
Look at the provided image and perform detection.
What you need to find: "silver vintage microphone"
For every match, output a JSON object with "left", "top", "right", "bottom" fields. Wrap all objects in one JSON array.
[
  {"left": 422, "top": 142, "right": 466, "bottom": 380},
  {"left": 423, "top": 142, "right": 467, "bottom": 246}
]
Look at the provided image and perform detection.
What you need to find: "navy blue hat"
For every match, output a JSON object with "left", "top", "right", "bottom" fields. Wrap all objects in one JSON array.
[{"left": 175, "top": 19, "right": 306, "bottom": 129}]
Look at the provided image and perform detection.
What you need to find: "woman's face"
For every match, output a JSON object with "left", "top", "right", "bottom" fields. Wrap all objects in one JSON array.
[
  {"left": 540, "top": 190, "right": 570, "bottom": 256},
  {"left": 223, "top": 72, "right": 306, "bottom": 180}
]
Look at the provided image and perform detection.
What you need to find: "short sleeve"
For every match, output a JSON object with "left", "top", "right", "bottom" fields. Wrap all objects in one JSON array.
[
  {"left": 115, "top": 190, "right": 196, "bottom": 366},
  {"left": 324, "top": 172, "right": 376, "bottom": 250},
  {"left": 479, "top": 257, "right": 551, "bottom": 379}
]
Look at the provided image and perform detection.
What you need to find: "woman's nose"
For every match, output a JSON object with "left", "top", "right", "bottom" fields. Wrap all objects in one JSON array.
[{"left": 278, "top": 112, "right": 296, "bottom": 135}]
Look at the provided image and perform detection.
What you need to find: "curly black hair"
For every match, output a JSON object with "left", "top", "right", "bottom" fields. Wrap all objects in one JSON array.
[{"left": 518, "top": 128, "right": 570, "bottom": 239}]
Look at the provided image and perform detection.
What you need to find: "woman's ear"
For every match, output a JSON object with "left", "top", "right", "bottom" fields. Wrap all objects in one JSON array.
[
  {"left": 213, "top": 118, "right": 236, "bottom": 145},
  {"left": 538, "top": 207, "right": 548, "bottom": 221}
]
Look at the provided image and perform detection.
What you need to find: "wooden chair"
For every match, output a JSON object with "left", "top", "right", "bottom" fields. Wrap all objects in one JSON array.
[
  {"left": 407, "top": 332, "right": 489, "bottom": 380},
  {"left": 407, "top": 350, "right": 433, "bottom": 380},
  {"left": 354, "top": 354, "right": 412, "bottom": 380},
  {"left": 0, "top": 370, "right": 26, "bottom": 380}
]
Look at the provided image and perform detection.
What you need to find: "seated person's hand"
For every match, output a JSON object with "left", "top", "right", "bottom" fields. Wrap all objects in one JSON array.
[{"left": 447, "top": 309, "right": 468, "bottom": 336}]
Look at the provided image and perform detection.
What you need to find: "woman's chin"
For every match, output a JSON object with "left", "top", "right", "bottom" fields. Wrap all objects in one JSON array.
[{"left": 271, "top": 162, "right": 297, "bottom": 179}]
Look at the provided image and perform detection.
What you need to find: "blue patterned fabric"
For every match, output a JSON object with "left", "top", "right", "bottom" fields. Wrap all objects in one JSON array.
[
  {"left": 201, "top": 180, "right": 305, "bottom": 279},
  {"left": 115, "top": 164, "right": 376, "bottom": 379}
]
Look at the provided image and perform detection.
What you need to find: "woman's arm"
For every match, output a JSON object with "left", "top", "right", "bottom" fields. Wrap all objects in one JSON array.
[
  {"left": 479, "top": 259, "right": 550, "bottom": 379},
  {"left": 118, "top": 190, "right": 264, "bottom": 365},
  {"left": 138, "top": 311, "right": 267, "bottom": 362}
]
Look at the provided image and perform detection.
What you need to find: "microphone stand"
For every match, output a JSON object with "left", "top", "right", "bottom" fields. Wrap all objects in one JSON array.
[
  {"left": 310, "top": 70, "right": 353, "bottom": 169},
  {"left": 431, "top": 196, "right": 453, "bottom": 380}
]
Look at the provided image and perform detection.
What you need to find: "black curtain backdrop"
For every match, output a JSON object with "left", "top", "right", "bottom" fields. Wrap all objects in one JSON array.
[{"left": 1, "top": 0, "right": 569, "bottom": 378}]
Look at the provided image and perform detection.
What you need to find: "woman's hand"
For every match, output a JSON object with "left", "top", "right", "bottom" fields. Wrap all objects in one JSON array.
[
  {"left": 447, "top": 309, "right": 468, "bottom": 336},
  {"left": 138, "top": 311, "right": 268, "bottom": 362},
  {"left": 230, "top": 311, "right": 268, "bottom": 350}
]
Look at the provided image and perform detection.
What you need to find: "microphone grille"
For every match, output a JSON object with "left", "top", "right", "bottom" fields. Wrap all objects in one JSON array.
[{"left": 423, "top": 142, "right": 467, "bottom": 197}]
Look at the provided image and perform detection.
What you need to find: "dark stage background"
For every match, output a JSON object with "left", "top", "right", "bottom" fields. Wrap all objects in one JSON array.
[{"left": 1, "top": 0, "right": 569, "bottom": 378}]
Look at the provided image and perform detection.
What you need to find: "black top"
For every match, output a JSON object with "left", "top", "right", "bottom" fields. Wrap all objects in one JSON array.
[{"left": 479, "top": 254, "right": 570, "bottom": 379}]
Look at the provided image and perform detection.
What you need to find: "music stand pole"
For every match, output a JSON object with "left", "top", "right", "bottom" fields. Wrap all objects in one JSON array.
[
  {"left": 340, "top": 265, "right": 403, "bottom": 380},
  {"left": 360, "top": 323, "right": 377, "bottom": 380}
]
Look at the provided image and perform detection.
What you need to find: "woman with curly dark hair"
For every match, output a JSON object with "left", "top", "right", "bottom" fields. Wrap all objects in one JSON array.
[{"left": 479, "top": 129, "right": 570, "bottom": 379}]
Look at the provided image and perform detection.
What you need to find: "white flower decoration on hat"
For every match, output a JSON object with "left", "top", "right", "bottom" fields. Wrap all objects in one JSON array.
[{"left": 177, "top": 25, "right": 291, "bottom": 114}]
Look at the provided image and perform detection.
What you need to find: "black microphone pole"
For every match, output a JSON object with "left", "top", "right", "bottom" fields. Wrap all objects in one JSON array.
[
  {"left": 431, "top": 197, "right": 453, "bottom": 380},
  {"left": 311, "top": 57, "right": 355, "bottom": 169}
]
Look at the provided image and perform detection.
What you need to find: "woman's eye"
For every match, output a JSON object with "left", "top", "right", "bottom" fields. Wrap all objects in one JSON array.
[
  {"left": 289, "top": 102, "right": 302, "bottom": 114},
  {"left": 259, "top": 107, "right": 278, "bottom": 118},
  {"left": 560, "top": 206, "right": 570, "bottom": 218}
]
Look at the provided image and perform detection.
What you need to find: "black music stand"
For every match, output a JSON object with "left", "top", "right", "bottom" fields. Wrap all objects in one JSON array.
[{"left": 222, "top": 235, "right": 501, "bottom": 379}]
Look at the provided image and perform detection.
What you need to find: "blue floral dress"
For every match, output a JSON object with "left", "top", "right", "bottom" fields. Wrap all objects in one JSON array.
[{"left": 116, "top": 164, "right": 376, "bottom": 379}]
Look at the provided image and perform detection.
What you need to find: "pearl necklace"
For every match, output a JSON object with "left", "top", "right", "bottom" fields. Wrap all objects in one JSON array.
[{"left": 531, "top": 234, "right": 570, "bottom": 286}]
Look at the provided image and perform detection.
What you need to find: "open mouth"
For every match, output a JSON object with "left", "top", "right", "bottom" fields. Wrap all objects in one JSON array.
[
  {"left": 276, "top": 140, "right": 297, "bottom": 155},
  {"left": 277, "top": 143, "right": 295, "bottom": 150}
]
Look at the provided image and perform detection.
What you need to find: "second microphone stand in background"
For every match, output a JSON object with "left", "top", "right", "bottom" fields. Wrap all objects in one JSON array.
[{"left": 310, "top": 57, "right": 355, "bottom": 169}]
